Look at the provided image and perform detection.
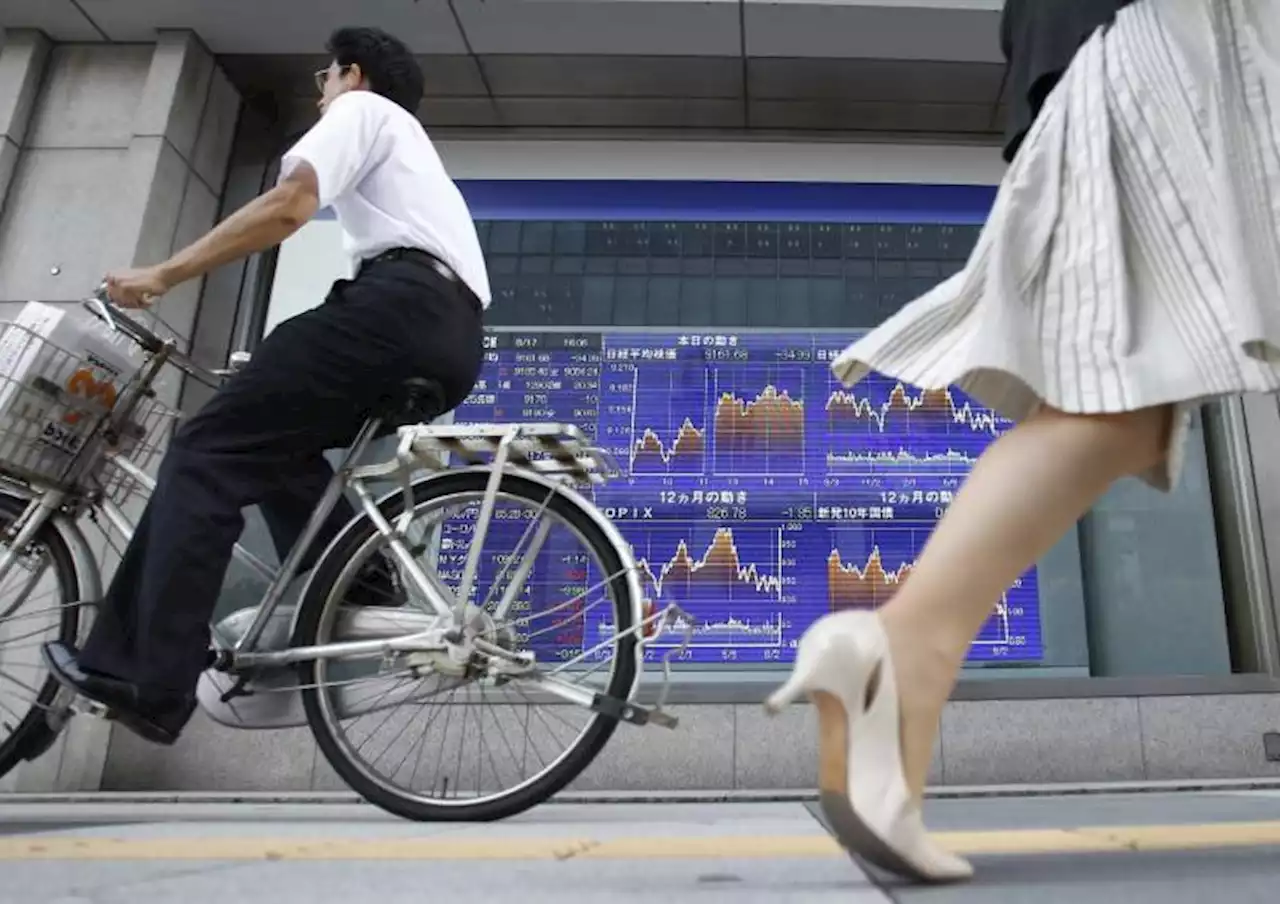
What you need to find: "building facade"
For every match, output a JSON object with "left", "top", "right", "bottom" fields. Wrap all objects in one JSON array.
[{"left": 2, "top": 0, "right": 1279, "bottom": 795}]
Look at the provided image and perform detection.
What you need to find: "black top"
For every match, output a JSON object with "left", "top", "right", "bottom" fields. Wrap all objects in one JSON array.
[{"left": 1000, "top": 0, "right": 1138, "bottom": 161}]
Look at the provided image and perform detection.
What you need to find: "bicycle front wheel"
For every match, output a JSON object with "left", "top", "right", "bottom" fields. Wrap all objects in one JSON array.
[
  {"left": 0, "top": 493, "right": 85, "bottom": 781},
  {"left": 295, "top": 470, "right": 640, "bottom": 822}
]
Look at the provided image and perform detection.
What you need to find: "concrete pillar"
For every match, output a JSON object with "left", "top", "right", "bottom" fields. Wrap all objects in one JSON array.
[
  {"left": 0, "top": 31, "right": 50, "bottom": 214},
  {"left": 0, "top": 31, "right": 240, "bottom": 326},
  {"left": 0, "top": 31, "right": 242, "bottom": 792}
]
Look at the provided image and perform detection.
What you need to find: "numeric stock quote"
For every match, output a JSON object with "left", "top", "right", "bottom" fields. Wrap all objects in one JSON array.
[{"left": 450, "top": 331, "right": 1042, "bottom": 668}]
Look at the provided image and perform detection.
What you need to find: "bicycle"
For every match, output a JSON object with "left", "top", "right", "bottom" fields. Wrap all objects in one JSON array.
[{"left": 0, "top": 287, "right": 691, "bottom": 820}]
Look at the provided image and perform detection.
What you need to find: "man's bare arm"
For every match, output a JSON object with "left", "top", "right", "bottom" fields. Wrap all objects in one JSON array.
[{"left": 161, "top": 166, "right": 320, "bottom": 286}]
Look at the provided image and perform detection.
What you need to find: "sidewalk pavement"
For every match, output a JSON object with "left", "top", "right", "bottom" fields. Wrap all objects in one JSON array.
[{"left": 2, "top": 788, "right": 1280, "bottom": 902}]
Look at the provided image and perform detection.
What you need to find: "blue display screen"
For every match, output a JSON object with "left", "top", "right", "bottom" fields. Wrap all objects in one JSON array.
[{"left": 449, "top": 329, "right": 1043, "bottom": 667}]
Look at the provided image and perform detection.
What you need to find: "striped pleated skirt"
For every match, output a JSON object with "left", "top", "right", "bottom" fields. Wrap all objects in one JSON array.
[{"left": 831, "top": 0, "right": 1280, "bottom": 490}]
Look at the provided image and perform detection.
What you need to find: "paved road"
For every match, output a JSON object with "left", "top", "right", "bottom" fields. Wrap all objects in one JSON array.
[{"left": 3, "top": 791, "right": 1280, "bottom": 902}]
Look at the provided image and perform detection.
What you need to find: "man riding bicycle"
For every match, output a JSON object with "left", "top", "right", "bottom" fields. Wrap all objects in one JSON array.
[{"left": 43, "top": 26, "right": 491, "bottom": 746}]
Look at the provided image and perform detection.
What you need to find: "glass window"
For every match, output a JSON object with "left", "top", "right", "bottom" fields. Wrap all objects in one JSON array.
[{"left": 257, "top": 213, "right": 1244, "bottom": 684}]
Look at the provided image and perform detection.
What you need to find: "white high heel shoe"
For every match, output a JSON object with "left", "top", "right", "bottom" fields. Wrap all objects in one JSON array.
[{"left": 765, "top": 610, "right": 973, "bottom": 884}]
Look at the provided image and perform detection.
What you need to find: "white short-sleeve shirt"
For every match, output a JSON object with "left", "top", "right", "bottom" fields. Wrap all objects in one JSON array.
[{"left": 279, "top": 91, "right": 491, "bottom": 307}]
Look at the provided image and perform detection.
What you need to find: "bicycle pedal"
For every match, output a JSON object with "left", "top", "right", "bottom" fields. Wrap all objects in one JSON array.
[
  {"left": 591, "top": 695, "right": 678, "bottom": 729},
  {"left": 647, "top": 709, "right": 680, "bottom": 730},
  {"left": 70, "top": 696, "right": 112, "bottom": 719}
]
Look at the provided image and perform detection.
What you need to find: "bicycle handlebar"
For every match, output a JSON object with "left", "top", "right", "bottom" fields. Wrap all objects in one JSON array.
[{"left": 83, "top": 286, "right": 225, "bottom": 388}]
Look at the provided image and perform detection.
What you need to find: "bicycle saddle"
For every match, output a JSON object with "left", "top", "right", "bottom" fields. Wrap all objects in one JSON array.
[{"left": 380, "top": 377, "right": 448, "bottom": 430}]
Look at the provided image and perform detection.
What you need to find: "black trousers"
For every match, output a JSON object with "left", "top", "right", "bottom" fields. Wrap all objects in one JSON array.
[{"left": 79, "top": 256, "right": 484, "bottom": 696}]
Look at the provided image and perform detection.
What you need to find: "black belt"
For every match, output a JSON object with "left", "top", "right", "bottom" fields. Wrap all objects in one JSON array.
[{"left": 359, "top": 247, "right": 482, "bottom": 316}]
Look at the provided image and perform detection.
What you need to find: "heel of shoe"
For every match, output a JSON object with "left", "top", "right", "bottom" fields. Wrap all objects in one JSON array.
[
  {"left": 763, "top": 611, "right": 875, "bottom": 715},
  {"left": 763, "top": 664, "right": 813, "bottom": 715}
]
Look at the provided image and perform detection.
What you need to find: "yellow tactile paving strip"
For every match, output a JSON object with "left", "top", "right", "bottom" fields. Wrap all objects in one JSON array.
[{"left": 2, "top": 821, "right": 1280, "bottom": 860}]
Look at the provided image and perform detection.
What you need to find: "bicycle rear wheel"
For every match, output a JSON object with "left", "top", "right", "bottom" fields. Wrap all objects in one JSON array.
[
  {"left": 295, "top": 470, "right": 639, "bottom": 822},
  {"left": 0, "top": 493, "right": 85, "bottom": 780}
]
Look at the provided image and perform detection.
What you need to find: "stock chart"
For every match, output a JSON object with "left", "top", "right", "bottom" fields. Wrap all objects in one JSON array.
[{"left": 451, "top": 330, "right": 1043, "bottom": 667}]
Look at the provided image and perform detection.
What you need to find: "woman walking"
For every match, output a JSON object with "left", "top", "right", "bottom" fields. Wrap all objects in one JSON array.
[{"left": 767, "top": 0, "right": 1280, "bottom": 884}]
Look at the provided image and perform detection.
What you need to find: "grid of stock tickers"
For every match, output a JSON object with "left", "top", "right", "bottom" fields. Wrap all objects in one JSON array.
[{"left": 441, "top": 330, "right": 1043, "bottom": 669}]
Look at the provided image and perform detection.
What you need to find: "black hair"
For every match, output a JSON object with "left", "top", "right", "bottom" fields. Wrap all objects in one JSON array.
[{"left": 326, "top": 26, "right": 424, "bottom": 115}]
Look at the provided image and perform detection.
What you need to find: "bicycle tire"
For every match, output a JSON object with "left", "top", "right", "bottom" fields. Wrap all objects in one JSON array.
[
  {"left": 0, "top": 493, "right": 84, "bottom": 781},
  {"left": 295, "top": 470, "right": 639, "bottom": 822}
]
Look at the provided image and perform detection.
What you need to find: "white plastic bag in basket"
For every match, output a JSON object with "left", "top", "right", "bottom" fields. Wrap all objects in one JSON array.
[{"left": 0, "top": 302, "right": 144, "bottom": 482}]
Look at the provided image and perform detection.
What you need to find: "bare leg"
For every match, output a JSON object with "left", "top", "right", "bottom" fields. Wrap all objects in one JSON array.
[{"left": 878, "top": 404, "right": 1172, "bottom": 800}]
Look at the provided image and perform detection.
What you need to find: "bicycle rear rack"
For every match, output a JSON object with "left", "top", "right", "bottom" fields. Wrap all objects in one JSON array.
[
  {"left": 353, "top": 422, "right": 621, "bottom": 487},
  {"left": 413, "top": 422, "right": 620, "bottom": 484}
]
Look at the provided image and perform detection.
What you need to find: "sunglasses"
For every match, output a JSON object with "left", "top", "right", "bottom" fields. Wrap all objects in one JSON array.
[{"left": 313, "top": 64, "right": 353, "bottom": 94}]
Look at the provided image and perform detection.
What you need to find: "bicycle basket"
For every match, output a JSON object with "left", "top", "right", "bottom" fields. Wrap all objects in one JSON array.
[
  {"left": 83, "top": 304, "right": 188, "bottom": 505},
  {"left": 91, "top": 388, "right": 180, "bottom": 506},
  {"left": 0, "top": 315, "right": 152, "bottom": 491}
]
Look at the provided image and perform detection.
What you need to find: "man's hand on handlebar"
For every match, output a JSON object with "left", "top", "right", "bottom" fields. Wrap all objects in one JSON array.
[
  {"left": 84, "top": 289, "right": 226, "bottom": 388},
  {"left": 103, "top": 265, "right": 173, "bottom": 309}
]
